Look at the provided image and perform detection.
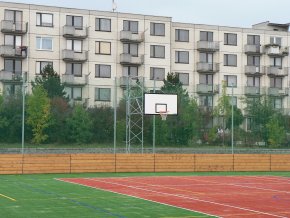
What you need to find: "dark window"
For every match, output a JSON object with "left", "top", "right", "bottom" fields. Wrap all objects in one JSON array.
[
  {"left": 199, "top": 74, "right": 213, "bottom": 85},
  {"left": 200, "top": 31, "right": 213, "bottom": 41},
  {"left": 95, "top": 64, "right": 111, "bottom": 78},
  {"left": 66, "top": 63, "right": 82, "bottom": 77},
  {"left": 150, "top": 22, "right": 165, "bottom": 36},
  {"left": 224, "top": 54, "right": 237, "bottom": 66},
  {"left": 4, "top": 59, "right": 22, "bottom": 74},
  {"left": 123, "top": 43, "right": 138, "bottom": 57},
  {"left": 175, "top": 29, "right": 189, "bottom": 42},
  {"left": 247, "top": 35, "right": 260, "bottom": 45},
  {"left": 95, "top": 88, "right": 111, "bottom": 101},
  {"left": 36, "top": 61, "right": 53, "bottom": 74},
  {"left": 123, "top": 66, "right": 138, "bottom": 77},
  {"left": 247, "top": 56, "right": 260, "bottom": 66},
  {"left": 123, "top": 20, "right": 138, "bottom": 33},
  {"left": 178, "top": 73, "right": 189, "bottom": 85},
  {"left": 150, "top": 45, "right": 165, "bottom": 58},
  {"left": 66, "top": 15, "right": 83, "bottom": 29},
  {"left": 224, "top": 33, "right": 237, "bottom": 46},
  {"left": 270, "top": 77, "right": 283, "bottom": 89},
  {"left": 95, "top": 18, "right": 111, "bottom": 32},
  {"left": 150, "top": 67, "right": 165, "bottom": 80},
  {"left": 36, "top": 13, "right": 53, "bottom": 27},
  {"left": 175, "top": 51, "right": 189, "bottom": 63},
  {"left": 247, "top": 76, "right": 260, "bottom": 87},
  {"left": 224, "top": 75, "right": 237, "bottom": 87},
  {"left": 95, "top": 41, "right": 111, "bottom": 55}
]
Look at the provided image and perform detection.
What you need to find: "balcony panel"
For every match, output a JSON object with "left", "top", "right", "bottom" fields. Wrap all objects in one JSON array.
[
  {"left": 62, "top": 74, "right": 88, "bottom": 86},
  {"left": 119, "top": 76, "right": 141, "bottom": 89},
  {"left": 0, "top": 70, "right": 23, "bottom": 82},
  {"left": 197, "top": 84, "right": 219, "bottom": 94},
  {"left": 63, "top": 26, "right": 88, "bottom": 39},
  {"left": 62, "top": 50, "right": 88, "bottom": 62},
  {"left": 0, "top": 45, "right": 27, "bottom": 59},
  {"left": 265, "top": 45, "right": 289, "bottom": 56},
  {"left": 266, "top": 67, "right": 288, "bottom": 77},
  {"left": 120, "top": 53, "right": 144, "bottom": 65},
  {"left": 196, "top": 62, "right": 219, "bottom": 73},
  {"left": 244, "top": 44, "right": 262, "bottom": 55},
  {"left": 197, "top": 41, "right": 219, "bottom": 52},
  {"left": 120, "top": 31, "right": 144, "bottom": 43},
  {"left": 244, "top": 65, "right": 265, "bottom": 75},
  {"left": 268, "top": 87, "right": 288, "bottom": 96},
  {"left": 1, "top": 20, "right": 27, "bottom": 34},
  {"left": 244, "top": 86, "right": 261, "bottom": 95}
]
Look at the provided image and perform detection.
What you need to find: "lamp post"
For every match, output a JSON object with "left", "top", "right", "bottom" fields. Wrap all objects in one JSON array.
[
  {"left": 231, "top": 83, "right": 234, "bottom": 154},
  {"left": 21, "top": 72, "right": 27, "bottom": 154},
  {"left": 153, "top": 78, "right": 156, "bottom": 153}
]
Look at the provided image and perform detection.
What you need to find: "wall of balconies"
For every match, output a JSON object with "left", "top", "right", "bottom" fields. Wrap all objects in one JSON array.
[
  {"left": 62, "top": 50, "right": 88, "bottom": 62},
  {"left": 0, "top": 45, "right": 27, "bottom": 59},
  {"left": 1, "top": 20, "right": 27, "bottom": 34}
]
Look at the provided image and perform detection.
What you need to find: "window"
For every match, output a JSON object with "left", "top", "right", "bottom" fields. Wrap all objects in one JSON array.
[
  {"left": 224, "top": 33, "right": 237, "bottom": 45},
  {"left": 123, "top": 20, "right": 138, "bottom": 33},
  {"left": 271, "top": 98, "right": 282, "bottom": 109},
  {"left": 5, "top": 10, "right": 22, "bottom": 23},
  {"left": 95, "top": 88, "right": 111, "bottom": 101},
  {"left": 95, "top": 41, "right": 111, "bottom": 55},
  {"left": 150, "top": 67, "right": 165, "bottom": 80},
  {"left": 4, "top": 59, "right": 22, "bottom": 74},
  {"left": 270, "top": 36, "right": 282, "bottom": 46},
  {"left": 66, "top": 63, "right": 82, "bottom": 77},
  {"left": 270, "top": 77, "right": 282, "bottom": 89},
  {"left": 247, "top": 76, "right": 260, "bottom": 87},
  {"left": 270, "top": 57, "right": 282, "bottom": 68},
  {"left": 36, "top": 37, "right": 53, "bottom": 50},
  {"left": 65, "top": 87, "right": 82, "bottom": 100},
  {"left": 200, "top": 52, "right": 213, "bottom": 63},
  {"left": 95, "top": 18, "right": 111, "bottom": 32},
  {"left": 150, "top": 45, "right": 165, "bottom": 58},
  {"left": 36, "top": 61, "right": 53, "bottom": 74},
  {"left": 199, "top": 74, "right": 213, "bottom": 85},
  {"left": 123, "top": 43, "right": 138, "bottom": 56},
  {"left": 200, "top": 95, "right": 213, "bottom": 107},
  {"left": 123, "top": 66, "right": 138, "bottom": 77},
  {"left": 224, "top": 75, "right": 237, "bottom": 87},
  {"left": 67, "top": 39, "right": 82, "bottom": 52},
  {"left": 177, "top": 73, "right": 189, "bottom": 85},
  {"left": 150, "top": 22, "right": 165, "bottom": 36},
  {"left": 247, "top": 35, "right": 260, "bottom": 45},
  {"left": 224, "top": 54, "right": 237, "bottom": 66},
  {"left": 175, "top": 51, "right": 189, "bottom": 64},
  {"left": 95, "top": 64, "right": 111, "bottom": 78},
  {"left": 3, "top": 84, "right": 22, "bottom": 96},
  {"left": 200, "top": 31, "right": 213, "bottom": 41},
  {"left": 175, "top": 29, "right": 189, "bottom": 42},
  {"left": 247, "top": 56, "right": 260, "bottom": 66},
  {"left": 36, "top": 13, "right": 53, "bottom": 27},
  {"left": 4, "top": 35, "right": 22, "bottom": 47},
  {"left": 66, "top": 15, "right": 83, "bottom": 29}
]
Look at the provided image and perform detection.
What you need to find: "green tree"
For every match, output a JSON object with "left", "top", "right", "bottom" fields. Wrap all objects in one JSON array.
[
  {"left": 65, "top": 105, "right": 92, "bottom": 143},
  {"left": 26, "top": 86, "right": 51, "bottom": 144},
  {"left": 266, "top": 114, "right": 286, "bottom": 147},
  {"left": 32, "top": 65, "right": 66, "bottom": 98}
]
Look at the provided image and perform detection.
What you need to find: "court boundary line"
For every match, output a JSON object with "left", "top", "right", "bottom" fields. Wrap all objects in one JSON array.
[{"left": 0, "top": 193, "right": 16, "bottom": 201}]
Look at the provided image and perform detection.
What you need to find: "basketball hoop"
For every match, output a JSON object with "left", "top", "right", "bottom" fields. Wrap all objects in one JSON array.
[{"left": 159, "top": 111, "right": 169, "bottom": 121}]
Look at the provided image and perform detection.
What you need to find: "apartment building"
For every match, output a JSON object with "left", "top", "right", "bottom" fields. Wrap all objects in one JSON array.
[{"left": 0, "top": 1, "right": 289, "bottom": 118}]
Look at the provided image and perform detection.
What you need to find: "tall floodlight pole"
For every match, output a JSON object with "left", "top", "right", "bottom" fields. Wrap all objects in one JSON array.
[
  {"left": 231, "top": 83, "right": 234, "bottom": 154},
  {"left": 153, "top": 79, "right": 156, "bottom": 153},
  {"left": 21, "top": 72, "right": 26, "bottom": 154},
  {"left": 113, "top": 77, "right": 117, "bottom": 154}
]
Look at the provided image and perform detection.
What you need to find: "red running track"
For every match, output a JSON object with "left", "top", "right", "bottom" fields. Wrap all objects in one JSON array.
[{"left": 59, "top": 176, "right": 290, "bottom": 217}]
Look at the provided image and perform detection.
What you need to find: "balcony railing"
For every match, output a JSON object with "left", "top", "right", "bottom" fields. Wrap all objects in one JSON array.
[
  {"left": 244, "top": 65, "right": 265, "bottom": 75},
  {"left": 264, "top": 46, "right": 289, "bottom": 56},
  {"left": 62, "top": 74, "right": 88, "bottom": 86},
  {"left": 0, "top": 45, "right": 27, "bottom": 58},
  {"left": 1, "top": 20, "right": 27, "bottom": 34},
  {"left": 244, "top": 44, "right": 262, "bottom": 55},
  {"left": 0, "top": 70, "right": 23, "bottom": 82},
  {"left": 119, "top": 76, "right": 142, "bottom": 89},
  {"left": 62, "top": 50, "right": 88, "bottom": 62},
  {"left": 266, "top": 67, "right": 288, "bottom": 77},
  {"left": 63, "top": 26, "right": 88, "bottom": 39},
  {"left": 120, "top": 53, "right": 144, "bottom": 65},
  {"left": 196, "top": 84, "right": 219, "bottom": 94},
  {"left": 197, "top": 41, "right": 219, "bottom": 52},
  {"left": 244, "top": 86, "right": 262, "bottom": 96},
  {"left": 196, "top": 62, "right": 219, "bottom": 73},
  {"left": 268, "top": 87, "right": 288, "bottom": 96},
  {"left": 120, "top": 31, "right": 144, "bottom": 43}
]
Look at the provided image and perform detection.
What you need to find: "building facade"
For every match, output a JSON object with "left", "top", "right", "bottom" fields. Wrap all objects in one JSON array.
[{"left": 0, "top": 1, "right": 290, "bottom": 120}]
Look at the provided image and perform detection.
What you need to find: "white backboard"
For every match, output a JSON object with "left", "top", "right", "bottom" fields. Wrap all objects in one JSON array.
[{"left": 144, "top": 93, "right": 178, "bottom": 115}]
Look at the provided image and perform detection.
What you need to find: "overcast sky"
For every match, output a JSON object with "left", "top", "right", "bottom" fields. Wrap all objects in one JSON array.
[{"left": 3, "top": 0, "right": 290, "bottom": 28}]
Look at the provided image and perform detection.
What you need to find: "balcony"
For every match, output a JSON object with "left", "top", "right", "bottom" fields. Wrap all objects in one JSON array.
[
  {"left": 1, "top": 20, "right": 27, "bottom": 34},
  {"left": 120, "top": 31, "right": 144, "bottom": 43},
  {"left": 62, "top": 50, "right": 88, "bottom": 62},
  {"left": 0, "top": 45, "right": 27, "bottom": 59},
  {"left": 244, "top": 86, "right": 262, "bottom": 96},
  {"left": 119, "top": 76, "right": 142, "bottom": 89},
  {"left": 244, "top": 44, "right": 262, "bottom": 55},
  {"left": 196, "top": 84, "right": 219, "bottom": 94},
  {"left": 120, "top": 53, "right": 144, "bottom": 65},
  {"left": 266, "top": 67, "right": 288, "bottom": 77},
  {"left": 63, "top": 26, "right": 88, "bottom": 39},
  {"left": 196, "top": 62, "right": 219, "bottom": 73},
  {"left": 268, "top": 87, "right": 288, "bottom": 96},
  {"left": 244, "top": 65, "right": 265, "bottom": 76},
  {"left": 62, "top": 74, "right": 88, "bottom": 86},
  {"left": 197, "top": 41, "right": 219, "bottom": 52},
  {"left": 0, "top": 70, "right": 23, "bottom": 82},
  {"left": 264, "top": 46, "right": 289, "bottom": 56}
]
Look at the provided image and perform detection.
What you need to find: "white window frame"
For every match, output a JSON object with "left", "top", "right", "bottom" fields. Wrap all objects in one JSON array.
[{"left": 36, "top": 37, "right": 53, "bottom": 51}]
